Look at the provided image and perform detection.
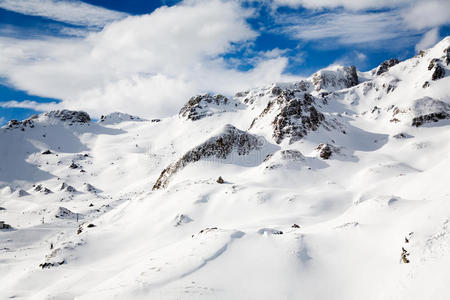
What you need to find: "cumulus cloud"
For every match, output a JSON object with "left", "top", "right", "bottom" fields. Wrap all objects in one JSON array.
[
  {"left": 0, "top": 0, "right": 127, "bottom": 27},
  {"left": 0, "top": 0, "right": 299, "bottom": 118}
]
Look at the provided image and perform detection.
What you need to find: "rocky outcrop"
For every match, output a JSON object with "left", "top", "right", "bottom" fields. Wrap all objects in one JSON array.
[
  {"left": 412, "top": 112, "right": 450, "bottom": 127},
  {"left": 43, "top": 110, "right": 91, "bottom": 123},
  {"left": 411, "top": 97, "right": 450, "bottom": 126},
  {"left": 179, "top": 94, "right": 239, "bottom": 121},
  {"left": 55, "top": 207, "right": 81, "bottom": 219},
  {"left": 251, "top": 90, "right": 325, "bottom": 144},
  {"left": 376, "top": 58, "right": 400, "bottom": 75},
  {"left": 5, "top": 115, "right": 38, "bottom": 130},
  {"left": 312, "top": 65, "right": 358, "bottom": 92},
  {"left": 153, "top": 124, "right": 264, "bottom": 190},
  {"left": 316, "top": 143, "right": 340, "bottom": 159},
  {"left": 428, "top": 58, "right": 446, "bottom": 81}
]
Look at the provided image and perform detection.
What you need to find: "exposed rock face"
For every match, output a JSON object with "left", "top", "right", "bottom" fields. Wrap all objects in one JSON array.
[
  {"left": 5, "top": 115, "right": 38, "bottom": 130},
  {"left": 312, "top": 66, "right": 358, "bottom": 92},
  {"left": 153, "top": 124, "right": 264, "bottom": 190},
  {"left": 428, "top": 58, "right": 446, "bottom": 81},
  {"left": 179, "top": 94, "right": 238, "bottom": 121},
  {"left": 251, "top": 90, "right": 325, "bottom": 144},
  {"left": 376, "top": 59, "right": 400, "bottom": 75},
  {"left": 60, "top": 183, "right": 77, "bottom": 193},
  {"left": 412, "top": 112, "right": 450, "bottom": 127},
  {"left": 55, "top": 207, "right": 79, "bottom": 219},
  {"left": 316, "top": 143, "right": 339, "bottom": 159},
  {"left": 43, "top": 110, "right": 91, "bottom": 123},
  {"left": 411, "top": 97, "right": 450, "bottom": 126}
]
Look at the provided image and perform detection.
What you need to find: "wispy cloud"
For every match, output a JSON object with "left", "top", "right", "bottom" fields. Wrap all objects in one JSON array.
[
  {"left": 0, "top": 100, "right": 60, "bottom": 111},
  {"left": 415, "top": 28, "right": 441, "bottom": 52},
  {"left": 0, "top": 0, "right": 128, "bottom": 27},
  {"left": 279, "top": 10, "right": 411, "bottom": 45}
]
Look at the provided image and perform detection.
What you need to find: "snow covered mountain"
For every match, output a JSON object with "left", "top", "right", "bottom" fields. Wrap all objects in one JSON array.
[{"left": 1, "top": 37, "right": 450, "bottom": 300}]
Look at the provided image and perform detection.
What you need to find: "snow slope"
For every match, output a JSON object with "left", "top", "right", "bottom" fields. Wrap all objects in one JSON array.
[{"left": 0, "top": 37, "right": 450, "bottom": 300}]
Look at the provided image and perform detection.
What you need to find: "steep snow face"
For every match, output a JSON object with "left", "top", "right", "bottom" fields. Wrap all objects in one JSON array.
[{"left": 1, "top": 38, "right": 450, "bottom": 300}]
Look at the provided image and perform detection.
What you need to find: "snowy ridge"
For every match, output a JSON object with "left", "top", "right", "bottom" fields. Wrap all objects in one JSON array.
[{"left": 0, "top": 37, "right": 450, "bottom": 300}]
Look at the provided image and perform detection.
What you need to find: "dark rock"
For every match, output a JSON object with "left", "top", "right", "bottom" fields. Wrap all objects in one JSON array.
[
  {"left": 39, "top": 260, "right": 65, "bottom": 269},
  {"left": 179, "top": 94, "right": 233, "bottom": 121},
  {"left": 151, "top": 119, "right": 161, "bottom": 123},
  {"left": 42, "top": 150, "right": 52, "bottom": 155},
  {"left": 312, "top": 65, "right": 358, "bottom": 91},
  {"left": 376, "top": 58, "right": 400, "bottom": 75},
  {"left": 422, "top": 81, "right": 430, "bottom": 88},
  {"left": 217, "top": 176, "right": 225, "bottom": 184},
  {"left": 0, "top": 221, "right": 12, "bottom": 229},
  {"left": 69, "top": 162, "right": 79, "bottom": 169},
  {"left": 42, "top": 188, "right": 53, "bottom": 194},
  {"left": 89, "top": 203, "right": 94, "bottom": 207},
  {"left": 393, "top": 132, "right": 414, "bottom": 139},
  {"left": 252, "top": 91, "right": 325, "bottom": 144},
  {"left": 412, "top": 112, "right": 450, "bottom": 127},
  {"left": 432, "top": 64, "right": 445, "bottom": 80},
  {"left": 316, "top": 143, "right": 336, "bottom": 159},
  {"left": 428, "top": 58, "right": 439, "bottom": 70},
  {"left": 87, "top": 223, "right": 95, "bottom": 228},
  {"left": 292, "top": 224, "right": 300, "bottom": 228},
  {"left": 153, "top": 125, "right": 263, "bottom": 190},
  {"left": 43, "top": 110, "right": 90, "bottom": 123}
]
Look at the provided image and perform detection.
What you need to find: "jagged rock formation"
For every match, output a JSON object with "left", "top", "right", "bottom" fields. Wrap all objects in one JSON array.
[
  {"left": 55, "top": 207, "right": 81, "bottom": 219},
  {"left": 179, "top": 94, "right": 240, "bottom": 121},
  {"left": 250, "top": 89, "right": 325, "bottom": 144},
  {"left": 60, "top": 183, "right": 77, "bottom": 193},
  {"left": 311, "top": 65, "right": 358, "bottom": 92},
  {"left": 43, "top": 110, "right": 91, "bottom": 123},
  {"left": 316, "top": 143, "right": 338, "bottom": 159},
  {"left": 153, "top": 124, "right": 264, "bottom": 189},
  {"left": 4, "top": 110, "right": 90, "bottom": 130},
  {"left": 411, "top": 97, "right": 450, "bottom": 127},
  {"left": 375, "top": 59, "right": 400, "bottom": 75}
]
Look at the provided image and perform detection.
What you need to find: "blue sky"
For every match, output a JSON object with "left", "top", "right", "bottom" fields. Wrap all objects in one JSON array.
[{"left": 0, "top": 0, "right": 449, "bottom": 124}]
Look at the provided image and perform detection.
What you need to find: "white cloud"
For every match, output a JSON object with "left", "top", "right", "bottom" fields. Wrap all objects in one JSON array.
[
  {"left": 0, "top": 100, "right": 60, "bottom": 111},
  {"left": 280, "top": 10, "right": 410, "bottom": 45},
  {"left": 271, "top": 0, "right": 449, "bottom": 46},
  {"left": 415, "top": 28, "right": 441, "bottom": 52},
  {"left": 0, "top": 0, "right": 127, "bottom": 27},
  {"left": 0, "top": 116, "right": 4, "bottom": 125},
  {"left": 402, "top": 0, "right": 450, "bottom": 30},
  {"left": 0, "top": 0, "right": 299, "bottom": 118},
  {"left": 272, "top": 0, "right": 443, "bottom": 11}
]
